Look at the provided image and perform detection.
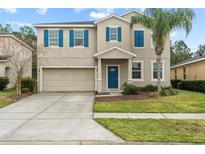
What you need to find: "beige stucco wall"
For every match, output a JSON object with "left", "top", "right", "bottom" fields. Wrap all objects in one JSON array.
[
  {"left": 0, "top": 36, "right": 32, "bottom": 88},
  {"left": 171, "top": 60, "right": 205, "bottom": 80},
  {"left": 96, "top": 17, "right": 130, "bottom": 52}
]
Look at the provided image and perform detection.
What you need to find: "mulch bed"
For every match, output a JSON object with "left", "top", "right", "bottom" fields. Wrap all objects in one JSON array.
[
  {"left": 95, "top": 92, "right": 154, "bottom": 102},
  {"left": 7, "top": 92, "right": 36, "bottom": 103}
]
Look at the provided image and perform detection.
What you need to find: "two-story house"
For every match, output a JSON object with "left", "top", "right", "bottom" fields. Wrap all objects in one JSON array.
[{"left": 34, "top": 10, "right": 170, "bottom": 93}]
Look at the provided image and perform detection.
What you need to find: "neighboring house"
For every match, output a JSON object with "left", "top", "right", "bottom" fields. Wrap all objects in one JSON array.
[
  {"left": 34, "top": 10, "right": 170, "bottom": 93},
  {"left": 0, "top": 31, "right": 33, "bottom": 88},
  {"left": 170, "top": 56, "right": 205, "bottom": 80}
]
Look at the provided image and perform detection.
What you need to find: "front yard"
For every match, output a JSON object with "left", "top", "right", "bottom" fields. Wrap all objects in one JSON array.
[
  {"left": 0, "top": 88, "right": 33, "bottom": 109},
  {"left": 94, "top": 90, "right": 205, "bottom": 113},
  {"left": 96, "top": 118, "right": 205, "bottom": 143},
  {"left": 0, "top": 88, "right": 16, "bottom": 108}
]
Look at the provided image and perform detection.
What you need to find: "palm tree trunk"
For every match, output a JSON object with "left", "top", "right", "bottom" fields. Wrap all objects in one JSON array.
[{"left": 157, "top": 55, "right": 162, "bottom": 93}]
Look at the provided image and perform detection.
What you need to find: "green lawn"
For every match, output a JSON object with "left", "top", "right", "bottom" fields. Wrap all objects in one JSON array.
[
  {"left": 0, "top": 88, "right": 16, "bottom": 108},
  {"left": 94, "top": 91, "right": 205, "bottom": 113},
  {"left": 96, "top": 118, "right": 205, "bottom": 143}
]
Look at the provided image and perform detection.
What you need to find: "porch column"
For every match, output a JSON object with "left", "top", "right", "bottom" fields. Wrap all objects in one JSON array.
[
  {"left": 97, "top": 58, "right": 102, "bottom": 93},
  {"left": 128, "top": 58, "right": 132, "bottom": 83}
]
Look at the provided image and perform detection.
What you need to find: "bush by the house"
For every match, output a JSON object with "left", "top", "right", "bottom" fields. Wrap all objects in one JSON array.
[
  {"left": 21, "top": 87, "right": 30, "bottom": 93},
  {"left": 21, "top": 77, "right": 36, "bottom": 92},
  {"left": 160, "top": 87, "right": 178, "bottom": 96},
  {"left": 171, "top": 80, "right": 182, "bottom": 88},
  {"left": 141, "top": 84, "right": 157, "bottom": 92},
  {"left": 123, "top": 83, "right": 140, "bottom": 95},
  {"left": 0, "top": 77, "right": 9, "bottom": 91},
  {"left": 180, "top": 80, "right": 205, "bottom": 93}
]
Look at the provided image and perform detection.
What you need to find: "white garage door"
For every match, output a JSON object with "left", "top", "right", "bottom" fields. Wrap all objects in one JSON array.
[{"left": 42, "top": 68, "right": 95, "bottom": 92}]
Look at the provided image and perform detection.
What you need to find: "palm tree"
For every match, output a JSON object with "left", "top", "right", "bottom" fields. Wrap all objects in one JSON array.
[{"left": 131, "top": 8, "right": 195, "bottom": 92}]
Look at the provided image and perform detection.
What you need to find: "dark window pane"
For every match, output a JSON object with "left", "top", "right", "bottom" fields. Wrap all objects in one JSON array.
[{"left": 132, "top": 71, "right": 141, "bottom": 79}]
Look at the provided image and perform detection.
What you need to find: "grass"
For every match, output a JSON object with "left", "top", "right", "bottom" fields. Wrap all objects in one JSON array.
[
  {"left": 0, "top": 88, "right": 16, "bottom": 108},
  {"left": 94, "top": 91, "right": 205, "bottom": 113},
  {"left": 0, "top": 88, "right": 16, "bottom": 97},
  {"left": 96, "top": 118, "right": 205, "bottom": 143}
]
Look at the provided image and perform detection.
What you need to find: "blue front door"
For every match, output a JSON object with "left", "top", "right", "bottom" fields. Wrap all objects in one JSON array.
[{"left": 108, "top": 66, "right": 118, "bottom": 89}]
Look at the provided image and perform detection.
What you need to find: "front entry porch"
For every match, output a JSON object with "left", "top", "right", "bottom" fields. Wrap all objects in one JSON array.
[{"left": 94, "top": 47, "right": 136, "bottom": 93}]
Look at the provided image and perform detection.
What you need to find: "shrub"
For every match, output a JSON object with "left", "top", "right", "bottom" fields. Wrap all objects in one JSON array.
[
  {"left": 180, "top": 80, "right": 205, "bottom": 93},
  {"left": 160, "top": 87, "right": 178, "bottom": 96},
  {"left": 150, "top": 92, "right": 160, "bottom": 98},
  {"left": 0, "top": 77, "right": 9, "bottom": 91},
  {"left": 123, "top": 84, "right": 140, "bottom": 95},
  {"left": 21, "top": 87, "right": 30, "bottom": 93},
  {"left": 171, "top": 80, "right": 182, "bottom": 88},
  {"left": 141, "top": 84, "right": 157, "bottom": 92},
  {"left": 21, "top": 77, "right": 36, "bottom": 92}
]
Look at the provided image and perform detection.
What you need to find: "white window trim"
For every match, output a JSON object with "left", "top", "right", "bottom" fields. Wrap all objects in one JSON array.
[
  {"left": 134, "top": 28, "right": 145, "bottom": 49},
  {"left": 48, "top": 29, "right": 60, "bottom": 48},
  {"left": 108, "top": 26, "right": 119, "bottom": 43},
  {"left": 151, "top": 60, "right": 165, "bottom": 81},
  {"left": 106, "top": 64, "right": 120, "bottom": 91},
  {"left": 132, "top": 60, "right": 144, "bottom": 81},
  {"left": 73, "top": 29, "right": 85, "bottom": 48}
]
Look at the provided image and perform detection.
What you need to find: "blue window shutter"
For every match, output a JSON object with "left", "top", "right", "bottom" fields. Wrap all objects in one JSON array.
[
  {"left": 84, "top": 30, "right": 89, "bottom": 47},
  {"left": 134, "top": 30, "right": 137, "bottom": 47},
  {"left": 58, "top": 30, "right": 63, "bottom": 47},
  {"left": 135, "top": 30, "right": 144, "bottom": 47},
  {"left": 137, "top": 31, "right": 141, "bottom": 47},
  {"left": 118, "top": 27, "right": 122, "bottom": 42},
  {"left": 69, "top": 30, "right": 74, "bottom": 47},
  {"left": 44, "top": 30, "right": 48, "bottom": 47},
  {"left": 106, "top": 27, "right": 110, "bottom": 42},
  {"left": 140, "top": 31, "right": 144, "bottom": 47}
]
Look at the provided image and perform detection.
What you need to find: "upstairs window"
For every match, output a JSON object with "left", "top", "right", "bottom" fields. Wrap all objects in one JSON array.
[
  {"left": 48, "top": 30, "right": 59, "bottom": 47},
  {"left": 74, "top": 30, "right": 84, "bottom": 47},
  {"left": 106, "top": 27, "right": 121, "bottom": 42},
  {"left": 110, "top": 27, "right": 118, "bottom": 41}
]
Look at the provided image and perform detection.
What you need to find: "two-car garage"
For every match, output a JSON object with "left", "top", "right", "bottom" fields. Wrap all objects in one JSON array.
[{"left": 41, "top": 68, "right": 95, "bottom": 92}]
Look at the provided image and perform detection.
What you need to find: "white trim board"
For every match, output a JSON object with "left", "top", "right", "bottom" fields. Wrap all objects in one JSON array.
[
  {"left": 106, "top": 64, "right": 120, "bottom": 91},
  {"left": 94, "top": 15, "right": 131, "bottom": 24},
  {"left": 121, "top": 10, "right": 144, "bottom": 17},
  {"left": 94, "top": 47, "right": 136, "bottom": 58},
  {"left": 40, "top": 66, "right": 96, "bottom": 69},
  {"left": 33, "top": 24, "right": 95, "bottom": 28}
]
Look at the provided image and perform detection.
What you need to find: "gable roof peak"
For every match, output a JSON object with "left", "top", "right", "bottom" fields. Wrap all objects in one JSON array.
[
  {"left": 94, "top": 14, "right": 131, "bottom": 24},
  {"left": 121, "top": 10, "right": 144, "bottom": 17}
]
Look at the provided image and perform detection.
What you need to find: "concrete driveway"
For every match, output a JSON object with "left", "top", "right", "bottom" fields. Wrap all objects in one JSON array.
[{"left": 0, "top": 93, "right": 123, "bottom": 144}]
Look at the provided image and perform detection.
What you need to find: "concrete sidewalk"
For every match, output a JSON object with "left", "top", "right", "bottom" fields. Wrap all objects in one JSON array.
[{"left": 93, "top": 113, "right": 205, "bottom": 119}]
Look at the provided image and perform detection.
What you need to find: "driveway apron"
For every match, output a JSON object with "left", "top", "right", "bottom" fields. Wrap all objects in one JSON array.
[{"left": 0, "top": 93, "right": 122, "bottom": 143}]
